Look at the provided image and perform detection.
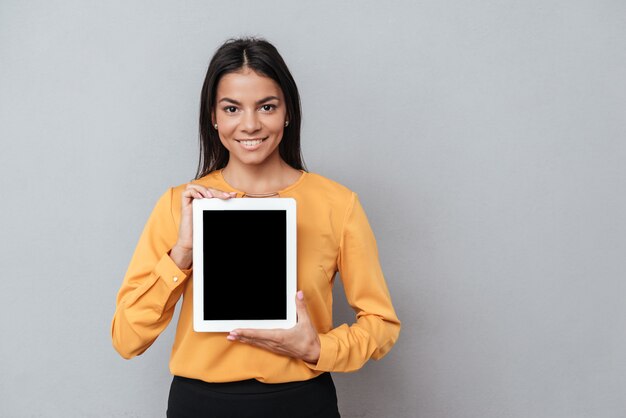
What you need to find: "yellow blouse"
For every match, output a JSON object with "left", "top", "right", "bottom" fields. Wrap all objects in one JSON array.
[{"left": 111, "top": 169, "right": 401, "bottom": 383}]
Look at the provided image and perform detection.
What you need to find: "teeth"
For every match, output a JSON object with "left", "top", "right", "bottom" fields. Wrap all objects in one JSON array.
[{"left": 240, "top": 139, "right": 263, "bottom": 146}]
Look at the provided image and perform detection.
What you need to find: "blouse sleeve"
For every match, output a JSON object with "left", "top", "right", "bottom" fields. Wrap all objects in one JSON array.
[
  {"left": 110, "top": 187, "right": 192, "bottom": 359},
  {"left": 306, "top": 192, "right": 401, "bottom": 372}
]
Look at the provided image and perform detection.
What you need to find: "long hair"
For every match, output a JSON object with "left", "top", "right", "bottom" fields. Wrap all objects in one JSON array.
[{"left": 194, "top": 37, "right": 306, "bottom": 180}]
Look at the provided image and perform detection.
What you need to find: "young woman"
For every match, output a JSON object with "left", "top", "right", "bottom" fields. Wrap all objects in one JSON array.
[{"left": 111, "top": 37, "right": 401, "bottom": 418}]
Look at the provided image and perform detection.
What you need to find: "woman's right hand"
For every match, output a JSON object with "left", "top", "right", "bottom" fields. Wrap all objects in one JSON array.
[{"left": 170, "top": 183, "right": 236, "bottom": 269}]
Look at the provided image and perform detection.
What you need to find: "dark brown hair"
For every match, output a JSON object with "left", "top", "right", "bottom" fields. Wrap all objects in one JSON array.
[{"left": 194, "top": 37, "right": 306, "bottom": 180}]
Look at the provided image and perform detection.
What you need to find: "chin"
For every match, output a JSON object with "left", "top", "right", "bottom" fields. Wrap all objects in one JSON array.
[
  {"left": 234, "top": 148, "right": 281, "bottom": 167},
  {"left": 234, "top": 154, "right": 272, "bottom": 167}
]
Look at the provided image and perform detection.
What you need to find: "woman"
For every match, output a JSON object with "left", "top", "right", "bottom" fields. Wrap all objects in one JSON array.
[{"left": 111, "top": 37, "right": 401, "bottom": 418}]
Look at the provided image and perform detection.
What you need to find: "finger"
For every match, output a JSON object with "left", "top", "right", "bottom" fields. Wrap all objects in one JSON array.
[
  {"left": 237, "top": 336, "right": 283, "bottom": 352},
  {"left": 189, "top": 190, "right": 202, "bottom": 199},
  {"left": 226, "top": 333, "right": 296, "bottom": 358},
  {"left": 230, "top": 329, "right": 262, "bottom": 341},
  {"left": 238, "top": 338, "right": 298, "bottom": 360},
  {"left": 238, "top": 338, "right": 282, "bottom": 354},
  {"left": 208, "top": 188, "right": 234, "bottom": 200},
  {"left": 186, "top": 184, "right": 234, "bottom": 200},
  {"left": 186, "top": 184, "right": 214, "bottom": 199},
  {"left": 227, "top": 329, "right": 247, "bottom": 342},
  {"left": 237, "top": 336, "right": 256, "bottom": 345},
  {"left": 295, "top": 290, "right": 310, "bottom": 324},
  {"left": 183, "top": 186, "right": 197, "bottom": 196},
  {"left": 229, "top": 329, "right": 281, "bottom": 344},
  {"left": 184, "top": 185, "right": 202, "bottom": 198},
  {"left": 232, "top": 332, "right": 261, "bottom": 345}
]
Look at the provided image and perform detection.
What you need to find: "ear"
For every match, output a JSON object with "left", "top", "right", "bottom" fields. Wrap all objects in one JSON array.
[{"left": 211, "top": 108, "right": 216, "bottom": 126}]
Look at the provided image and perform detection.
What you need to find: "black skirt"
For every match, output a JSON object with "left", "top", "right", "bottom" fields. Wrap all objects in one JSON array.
[{"left": 166, "top": 372, "right": 341, "bottom": 418}]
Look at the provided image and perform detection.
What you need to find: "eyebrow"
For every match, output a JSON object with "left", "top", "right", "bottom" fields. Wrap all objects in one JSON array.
[{"left": 218, "top": 96, "right": 281, "bottom": 105}]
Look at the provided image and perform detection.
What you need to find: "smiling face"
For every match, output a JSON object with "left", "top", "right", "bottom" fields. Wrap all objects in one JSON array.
[{"left": 212, "top": 68, "right": 288, "bottom": 169}]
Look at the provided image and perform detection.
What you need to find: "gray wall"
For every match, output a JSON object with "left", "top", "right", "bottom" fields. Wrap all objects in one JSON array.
[{"left": 1, "top": 1, "right": 625, "bottom": 417}]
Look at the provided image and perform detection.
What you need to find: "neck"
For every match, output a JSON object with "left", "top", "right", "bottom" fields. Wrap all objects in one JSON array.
[{"left": 222, "top": 154, "right": 299, "bottom": 195}]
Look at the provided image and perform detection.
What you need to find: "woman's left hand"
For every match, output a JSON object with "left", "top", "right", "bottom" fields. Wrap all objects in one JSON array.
[{"left": 227, "top": 290, "right": 321, "bottom": 364}]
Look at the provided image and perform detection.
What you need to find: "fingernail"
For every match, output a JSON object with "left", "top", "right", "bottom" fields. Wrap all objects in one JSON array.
[
  {"left": 226, "top": 335, "right": 236, "bottom": 341},
  {"left": 229, "top": 331, "right": 238, "bottom": 336},
  {"left": 297, "top": 290, "right": 303, "bottom": 300}
]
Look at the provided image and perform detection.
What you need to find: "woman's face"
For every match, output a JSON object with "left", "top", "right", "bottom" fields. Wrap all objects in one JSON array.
[{"left": 212, "top": 68, "right": 288, "bottom": 168}]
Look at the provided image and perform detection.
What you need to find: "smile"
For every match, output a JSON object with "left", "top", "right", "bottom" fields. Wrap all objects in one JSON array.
[{"left": 236, "top": 137, "right": 267, "bottom": 149}]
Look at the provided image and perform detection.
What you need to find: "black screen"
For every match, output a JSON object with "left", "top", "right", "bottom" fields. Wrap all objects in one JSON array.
[{"left": 202, "top": 210, "right": 287, "bottom": 320}]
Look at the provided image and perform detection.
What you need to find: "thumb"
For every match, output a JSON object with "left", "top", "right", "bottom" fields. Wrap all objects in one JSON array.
[{"left": 295, "top": 290, "right": 309, "bottom": 323}]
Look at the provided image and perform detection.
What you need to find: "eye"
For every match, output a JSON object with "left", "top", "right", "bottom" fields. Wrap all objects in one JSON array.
[
  {"left": 260, "top": 104, "right": 276, "bottom": 112},
  {"left": 223, "top": 106, "right": 237, "bottom": 113}
]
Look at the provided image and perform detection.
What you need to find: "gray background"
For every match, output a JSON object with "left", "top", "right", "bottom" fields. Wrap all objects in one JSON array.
[{"left": 1, "top": 1, "right": 624, "bottom": 417}]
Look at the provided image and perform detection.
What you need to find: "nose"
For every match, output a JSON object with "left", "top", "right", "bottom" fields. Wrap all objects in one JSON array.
[{"left": 241, "top": 110, "right": 261, "bottom": 133}]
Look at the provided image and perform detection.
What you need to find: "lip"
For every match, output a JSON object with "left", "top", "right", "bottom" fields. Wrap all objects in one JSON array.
[
  {"left": 235, "top": 137, "right": 267, "bottom": 142},
  {"left": 235, "top": 137, "right": 268, "bottom": 151}
]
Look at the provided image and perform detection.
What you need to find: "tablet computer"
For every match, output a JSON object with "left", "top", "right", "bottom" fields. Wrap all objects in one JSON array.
[{"left": 192, "top": 197, "right": 297, "bottom": 332}]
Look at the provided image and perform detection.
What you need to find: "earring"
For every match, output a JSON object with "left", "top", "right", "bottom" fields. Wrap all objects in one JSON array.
[
  {"left": 284, "top": 120, "right": 289, "bottom": 127},
  {"left": 214, "top": 123, "right": 218, "bottom": 129}
]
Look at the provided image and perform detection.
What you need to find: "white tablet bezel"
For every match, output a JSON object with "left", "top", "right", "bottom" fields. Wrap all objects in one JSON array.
[{"left": 192, "top": 197, "right": 297, "bottom": 332}]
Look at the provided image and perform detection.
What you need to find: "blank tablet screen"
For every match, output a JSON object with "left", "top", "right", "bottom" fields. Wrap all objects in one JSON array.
[{"left": 202, "top": 210, "right": 286, "bottom": 320}]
